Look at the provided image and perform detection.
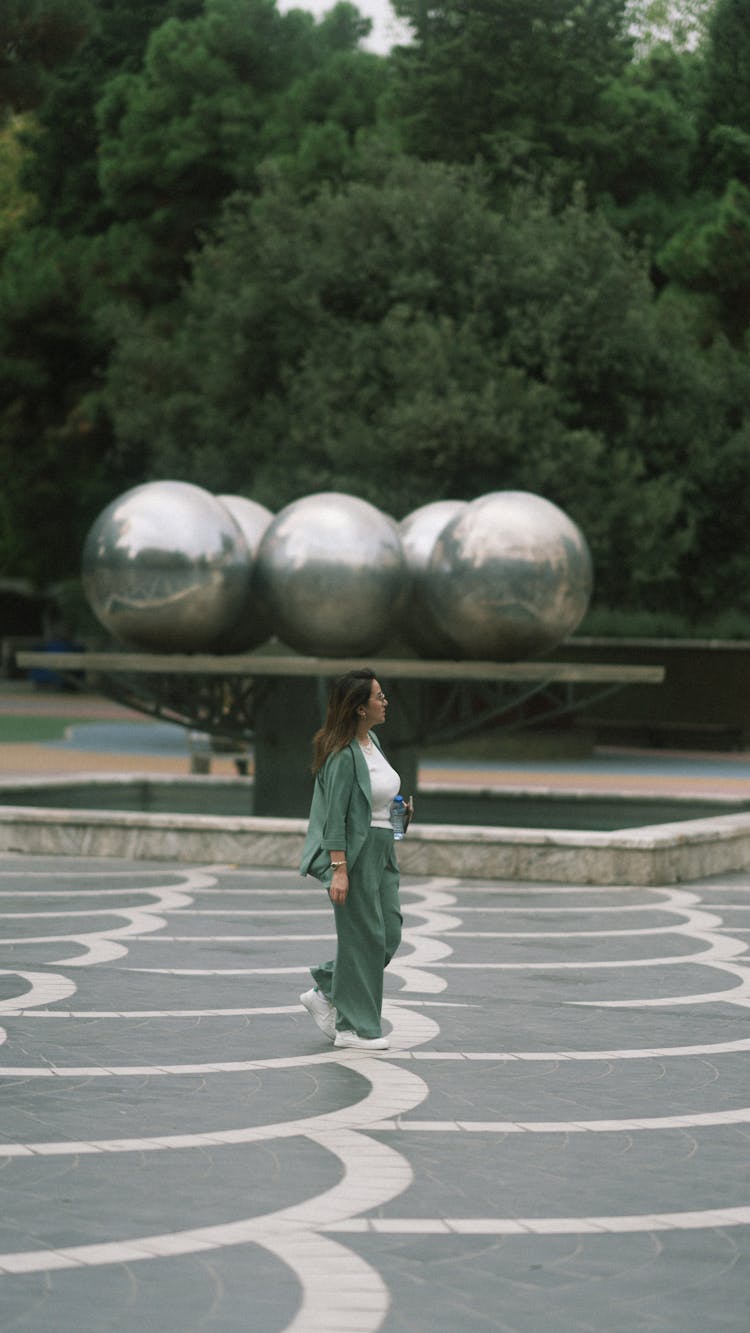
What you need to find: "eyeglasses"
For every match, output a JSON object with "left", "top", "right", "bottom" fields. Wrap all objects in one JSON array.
[{"left": 374, "top": 691, "right": 387, "bottom": 701}]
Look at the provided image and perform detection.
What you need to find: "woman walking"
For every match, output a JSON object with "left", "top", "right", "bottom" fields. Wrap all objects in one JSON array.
[{"left": 299, "top": 668, "right": 407, "bottom": 1051}]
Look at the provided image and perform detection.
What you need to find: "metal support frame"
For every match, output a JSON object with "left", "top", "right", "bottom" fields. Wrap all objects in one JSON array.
[
  {"left": 17, "top": 649, "right": 664, "bottom": 749},
  {"left": 16, "top": 650, "right": 665, "bottom": 817}
]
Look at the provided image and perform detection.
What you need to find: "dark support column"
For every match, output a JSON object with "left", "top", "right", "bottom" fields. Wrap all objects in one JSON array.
[
  {"left": 252, "top": 673, "right": 420, "bottom": 817},
  {"left": 252, "top": 677, "right": 321, "bottom": 817}
]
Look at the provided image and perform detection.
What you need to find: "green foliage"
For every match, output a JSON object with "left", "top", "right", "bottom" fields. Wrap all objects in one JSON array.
[
  {"left": 0, "top": 114, "right": 36, "bottom": 253},
  {"left": 625, "top": 0, "right": 713, "bottom": 54},
  {"left": 388, "top": 0, "right": 632, "bottom": 193},
  {"left": 102, "top": 157, "right": 750, "bottom": 614},
  {"left": 260, "top": 48, "right": 388, "bottom": 194},
  {"left": 659, "top": 179, "right": 750, "bottom": 342},
  {"left": 592, "top": 48, "right": 698, "bottom": 248},
  {"left": 0, "top": 0, "right": 91, "bottom": 113},
  {"left": 702, "top": 0, "right": 750, "bottom": 138},
  {"left": 18, "top": 0, "right": 205, "bottom": 233},
  {"left": 94, "top": 0, "right": 385, "bottom": 293},
  {"left": 3, "top": 0, "right": 750, "bottom": 628},
  {"left": 578, "top": 606, "right": 750, "bottom": 640},
  {"left": 1, "top": 0, "right": 384, "bottom": 584},
  {"left": 0, "top": 224, "right": 127, "bottom": 584}
]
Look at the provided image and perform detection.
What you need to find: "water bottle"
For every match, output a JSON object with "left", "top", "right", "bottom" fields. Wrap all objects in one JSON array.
[{"left": 389, "top": 794, "right": 407, "bottom": 840}]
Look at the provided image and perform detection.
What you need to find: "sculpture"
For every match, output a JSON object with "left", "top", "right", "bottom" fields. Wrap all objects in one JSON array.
[
  {"left": 252, "top": 492, "right": 407, "bottom": 657},
  {"left": 214, "top": 494, "right": 274, "bottom": 651},
  {"left": 82, "top": 483, "right": 592, "bottom": 660},
  {"left": 423, "top": 490, "right": 593, "bottom": 660},
  {"left": 399, "top": 500, "right": 468, "bottom": 657},
  {"left": 81, "top": 481, "right": 250, "bottom": 652}
]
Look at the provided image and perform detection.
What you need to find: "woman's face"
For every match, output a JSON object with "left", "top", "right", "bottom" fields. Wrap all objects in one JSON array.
[{"left": 361, "top": 678, "right": 388, "bottom": 728}]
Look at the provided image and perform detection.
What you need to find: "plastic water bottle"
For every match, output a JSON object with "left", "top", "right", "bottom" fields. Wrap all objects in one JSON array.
[{"left": 389, "top": 795, "right": 407, "bottom": 840}]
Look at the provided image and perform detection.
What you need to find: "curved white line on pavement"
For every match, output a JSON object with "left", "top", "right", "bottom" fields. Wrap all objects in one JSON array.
[
  {"left": 165, "top": 909, "right": 332, "bottom": 916},
  {"left": 409, "top": 1037, "right": 750, "bottom": 1061},
  {"left": 0, "top": 1127, "right": 412, "bottom": 1291},
  {"left": 3, "top": 1185, "right": 749, "bottom": 1275},
  {"left": 123, "top": 966, "right": 312, "bottom": 975},
  {"left": 0, "top": 971, "right": 76, "bottom": 1014},
  {"left": 0, "top": 1009, "right": 436, "bottom": 1156},
  {"left": 434, "top": 951, "right": 745, "bottom": 969},
  {"left": 6, "top": 1028, "right": 750, "bottom": 1077},
  {"left": 455, "top": 902, "right": 693, "bottom": 914},
  {"left": 328, "top": 1206, "right": 750, "bottom": 1236},
  {"left": 5, "top": 897, "right": 186, "bottom": 969},
  {"left": 448, "top": 921, "right": 721, "bottom": 939},
  {"left": 0, "top": 866, "right": 232, "bottom": 880},
  {"left": 439, "top": 885, "right": 696, "bottom": 899},
  {"left": 0, "top": 1049, "right": 368, "bottom": 1077},
  {"left": 0, "top": 1004, "right": 305, "bottom": 1019},
  {"left": 367, "top": 1107, "right": 750, "bottom": 1132},
  {"left": 0, "top": 908, "right": 174, "bottom": 919},
  {"left": 258, "top": 1229, "right": 388, "bottom": 1333},
  {"left": 121, "top": 933, "right": 338, "bottom": 943},
  {"left": 574, "top": 961, "right": 750, "bottom": 1007}
]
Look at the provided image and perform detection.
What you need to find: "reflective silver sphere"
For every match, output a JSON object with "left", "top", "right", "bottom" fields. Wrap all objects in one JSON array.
[
  {"left": 425, "top": 491, "right": 593, "bottom": 660},
  {"left": 399, "top": 500, "right": 468, "bottom": 657},
  {"left": 214, "top": 494, "right": 274, "bottom": 651},
  {"left": 82, "top": 481, "right": 251, "bottom": 652},
  {"left": 253, "top": 492, "right": 408, "bottom": 656}
]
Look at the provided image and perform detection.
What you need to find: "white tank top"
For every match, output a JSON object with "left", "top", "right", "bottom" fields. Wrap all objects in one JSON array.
[{"left": 358, "top": 739, "right": 400, "bottom": 828}]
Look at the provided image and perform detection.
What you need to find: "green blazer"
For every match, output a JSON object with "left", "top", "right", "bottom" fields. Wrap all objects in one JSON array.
[{"left": 299, "top": 732, "right": 383, "bottom": 882}]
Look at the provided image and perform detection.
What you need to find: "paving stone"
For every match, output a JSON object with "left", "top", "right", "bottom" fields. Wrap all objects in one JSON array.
[{"left": 0, "top": 854, "right": 748, "bottom": 1330}]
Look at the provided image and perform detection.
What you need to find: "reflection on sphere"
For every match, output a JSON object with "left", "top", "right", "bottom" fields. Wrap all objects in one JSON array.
[
  {"left": 425, "top": 491, "right": 593, "bottom": 660},
  {"left": 399, "top": 500, "right": 468, "bottom": 657},
  {"left": 215, "top": 494, "right": 274, "bottom": 651},
  {"left": 82, "top": 480, "right": 251, "bottom": 652},
  {"left": 253, "top": 492, "right": 407, "bottom": 657}
]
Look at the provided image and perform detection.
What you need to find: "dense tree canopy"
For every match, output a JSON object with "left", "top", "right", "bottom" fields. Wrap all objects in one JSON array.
[
  {"left": 389, "top": 0, "right": 632, "bottom": 190},
  {"left": 104, "top": 159, "right": 750, "bottom": 613},
  {"left": 3, "top": 0, "right": 750, "bottom": 626}
]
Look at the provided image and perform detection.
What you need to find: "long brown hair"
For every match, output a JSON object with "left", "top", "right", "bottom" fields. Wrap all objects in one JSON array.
[{"left": 311, "top": 669, "right": 375, "bottom": 774}]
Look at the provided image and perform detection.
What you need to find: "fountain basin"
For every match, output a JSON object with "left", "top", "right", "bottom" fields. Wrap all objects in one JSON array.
[{"left": 2, "top": 775, "right": 750, "bottom": 885}]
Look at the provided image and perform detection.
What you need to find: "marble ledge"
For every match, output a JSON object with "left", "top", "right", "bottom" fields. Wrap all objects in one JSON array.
[{"left": 2, "top": 805, "right": 750, "bottom": 886}]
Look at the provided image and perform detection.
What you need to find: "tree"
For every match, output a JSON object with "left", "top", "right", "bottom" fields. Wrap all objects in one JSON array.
[
  {"left": 702, "top": 0, "right": 750, "bottom": 140},
  {"left": 659, "top": 179, "right": 750, "bottom": 343},
  {"left": 0, "top": 114, "right": 36, "bottom": 254},
  {"left": 625, "top": 0, "right": 713, "bottom": 54},
  {"left": 590, "top": 45, "right": 699, "bottom": 249},
  {"left": 0, "top": 0, "right": 387, "bottom": 581},
  {"left": 387, "top": 0, "right": 632, "bottom": 192},
  {"left": 103, "top": 157, "right": 750, "bottom": 613},
  {"left": 0, "top": 227, "right": 127, "bottom": 584},
  {"left": 94, "top": 0, "right": 385, "bottom": 296},
  {"left": 0, "top": 0, "right": 90, "bottom": 114}
]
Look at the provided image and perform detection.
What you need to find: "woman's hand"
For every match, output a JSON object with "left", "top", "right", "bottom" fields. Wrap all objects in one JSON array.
[
  {"left": 404, "top": 796, "right": 415, "bottom": 831},
  {"left": 330, "top": 864, "right": 349, "bottom": 905}
]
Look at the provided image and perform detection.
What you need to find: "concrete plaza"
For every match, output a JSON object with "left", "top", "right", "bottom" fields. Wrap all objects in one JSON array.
[{"left": 0, "top": 852, "right": 749, "bottom": 1331}]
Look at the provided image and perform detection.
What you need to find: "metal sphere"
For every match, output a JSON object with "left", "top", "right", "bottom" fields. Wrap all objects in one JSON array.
[
  {"left": 253, "top": 492, "right": 407, "bottom": 656},
  {"left": 214, "top": 494, "right": 274, "bottom": 651},
  {"left": 425, "top": 491, "right": 593, "bottom": 660},
  {"left": 82, "top": 481, "right": 251, "bottom": 652},
  {"left": 399, "top": 500, "right": 468, "bottom": 657}
]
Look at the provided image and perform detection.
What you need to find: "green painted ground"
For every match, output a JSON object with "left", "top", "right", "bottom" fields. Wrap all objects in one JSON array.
[{"left": 0, "top": 716, "right": 147, "bottom": 744}]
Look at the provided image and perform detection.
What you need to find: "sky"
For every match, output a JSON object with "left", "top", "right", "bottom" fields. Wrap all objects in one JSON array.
[{"left": 277, "top": 0, "right": 413, "bottom": 54}]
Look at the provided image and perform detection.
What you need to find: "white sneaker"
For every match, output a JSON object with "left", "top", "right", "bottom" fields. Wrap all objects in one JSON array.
[
  {"left": 300, "top": 988, "right": 336, "bottom": 1041},
  {"left": 333, "top": 1031, "right": 389, "bottom": 1051}
]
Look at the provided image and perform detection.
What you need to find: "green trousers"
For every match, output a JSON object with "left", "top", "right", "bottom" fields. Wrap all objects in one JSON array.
[{"left": 310, "top": 827, "right": 402, "bottom": 1040}]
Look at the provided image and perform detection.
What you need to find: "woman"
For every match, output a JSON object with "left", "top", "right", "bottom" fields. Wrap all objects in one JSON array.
[{"left": 299, "top": 668, "right": 408, "bottom": 1051}]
